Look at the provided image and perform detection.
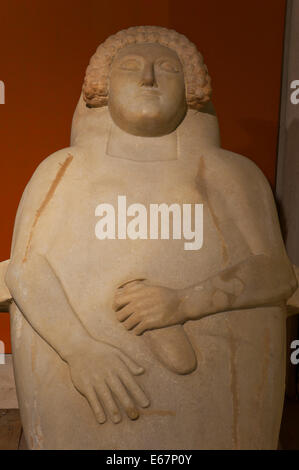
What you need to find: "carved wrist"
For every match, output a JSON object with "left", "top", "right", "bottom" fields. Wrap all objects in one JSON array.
[
  {"left": 60, "top": 334, "right": 97, "bottom": 364},
  {"left": 177, "top": 285, "right": 211, "bottom": 321},
  {"left": 177, "top": 276, "right": 243, "bottom": 321}
]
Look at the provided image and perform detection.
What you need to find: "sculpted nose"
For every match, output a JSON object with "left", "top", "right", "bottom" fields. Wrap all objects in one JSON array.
[{"left": 140, "top": 63, "right": 157, "bottom": 87}]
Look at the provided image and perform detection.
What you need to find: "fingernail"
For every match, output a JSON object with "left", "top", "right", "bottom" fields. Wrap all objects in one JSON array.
[
  {"left": 128, "top": 408, "right": 139, "bottom": 420},
  {"left": 112, "top": 413, "right": 122, "bottom": 424},
  {"left": 97, "top": 415, "right": 106, "bottom": 424}
]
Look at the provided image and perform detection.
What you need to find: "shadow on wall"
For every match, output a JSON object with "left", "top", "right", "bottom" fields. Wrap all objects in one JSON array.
[{"left": 277, "top": 119, "right": 299, "bottom": 262}]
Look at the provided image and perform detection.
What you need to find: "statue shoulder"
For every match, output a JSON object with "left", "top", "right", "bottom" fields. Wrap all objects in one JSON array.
[
  {"left": 7, "top": 146, "right": 86, "bottom": 264},
  {"left": 22, "top": 146, "right": 86, "bottom": 205},
  {"left": 11, "top": 147, "right": 81, "bottom": 251},
  {"left": 205, "top": 148, "right": 272, "bottom": 196},
  {"left": 27, "top": 147, "right": 78, "bottom": 189}
]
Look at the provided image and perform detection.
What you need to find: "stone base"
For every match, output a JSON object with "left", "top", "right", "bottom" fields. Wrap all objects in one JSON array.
[{"left": 0, "top": 355, "right": 18, "bottom": 409}]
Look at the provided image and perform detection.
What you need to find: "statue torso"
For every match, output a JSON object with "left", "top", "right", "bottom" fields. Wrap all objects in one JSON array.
[
  {"left": 38, "top": 111, "right": 251, "bottom": 346},
  {"left": 10, "top": 109, "right": 285, "bottom": 450}
]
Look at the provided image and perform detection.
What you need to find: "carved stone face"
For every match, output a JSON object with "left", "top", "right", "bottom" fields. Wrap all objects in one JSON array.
[{"left": 108, "top": 43, "right": 187, "bottom": 137}]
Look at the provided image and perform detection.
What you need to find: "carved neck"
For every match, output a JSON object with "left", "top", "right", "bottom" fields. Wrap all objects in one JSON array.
[
  {"left": 71, "top": 97, "right": 221, "bottom": 151},
  {"left": 106, "top": 120, "right": 178, "bottom": 162}
]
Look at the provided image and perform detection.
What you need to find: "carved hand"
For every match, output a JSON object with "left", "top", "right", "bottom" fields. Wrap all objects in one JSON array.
[
  {"left": 113, "top": 280, "right": 186, "bottom": 335},
  {"left": 66, "top": 338, "right": 150, "bottom": 424}
]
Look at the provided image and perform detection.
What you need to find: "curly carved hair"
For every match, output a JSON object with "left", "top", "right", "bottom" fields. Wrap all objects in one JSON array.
[{"left": 83, "top": 26, "right": 212, "bottom": 111}]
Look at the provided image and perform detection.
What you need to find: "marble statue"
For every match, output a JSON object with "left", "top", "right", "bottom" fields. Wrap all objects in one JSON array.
[{"left": 1, "top": 26, "right": 298, "bottom": 449}]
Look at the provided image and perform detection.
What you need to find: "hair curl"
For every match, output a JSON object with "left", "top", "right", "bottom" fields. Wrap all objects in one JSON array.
[{"left": 83, "top": 26, "right": 212, "bottom": 111}]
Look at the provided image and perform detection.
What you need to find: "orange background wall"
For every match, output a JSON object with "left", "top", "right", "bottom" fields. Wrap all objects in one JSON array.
[{"left": 0, "top": 0, "right": 286, "bottom": 352}]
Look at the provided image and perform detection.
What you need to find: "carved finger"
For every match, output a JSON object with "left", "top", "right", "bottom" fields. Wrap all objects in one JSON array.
[
  {"left": 118, "top": 352, "right": 144, "bottom": 376},
  {"left": 85, "top": 387, "right": 106, "bottom": 424},
  {"left": 116, "top": 304, "right": 134, "bottom": 321},
  {"left": 113, "top": 293, "right": 135, "bottom": 310},
  {"left": 113, "top": 294, "right": 129, "bottom": 310},
  {"left": 119, "top": 371, "right": 150, "bottom": 408},
  {"left": 107, "top": 375, "right": 139, "bottom": 420},
  {"left": 123, "top": 314, "right": 141, "bottom": 330},
  {"left": 114, "top": 290, "right": 145, "bottom": 308},
  {"left": 96, "top": 383, "right": 122, "bottom": 424},
  {"left": 132, "top": 319, "right": 153, "bottom": 335},
  {"left": 115, "top": 299, "right": 148, "bottom": 321},
  {"left": 118, "top": 282, "right": 146, "bottom": 296},
  {"left": 118, "top": 279, "right": 146, "bottom": 289}
]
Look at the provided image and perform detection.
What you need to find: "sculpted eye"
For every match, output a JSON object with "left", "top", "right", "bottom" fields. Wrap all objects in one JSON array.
[
  {"left": 158, "top": 61, "right": 179, "bottom": 73},
  {"left": 120, "top": 59, "right": 142, "bottom": 71}
]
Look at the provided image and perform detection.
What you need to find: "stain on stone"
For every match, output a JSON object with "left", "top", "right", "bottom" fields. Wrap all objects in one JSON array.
[
  {"left": 196, "top": 157, "right": 229, "bottom": 267},
  {"left": 31, "top": 393, "right": 44, "bottom": 450},
  {"left": 140, "top": 409, "right": 176, "bottom": 417},
  {"left": 220, "top": 265, "right": 240, "bottom": 283},
  {"left": 226, "top": 320, "right": 240, "bottom": 450},
  {"left": 212, "top": 288, "right": 236, "bottom": 310},
  {"left": 13, "top": 305, "right": 23, "bottom": 348},
  {"left": 127, "top": 407, "right": 139, "bottom": 420},
  {"left": 23, "top": 154, "right": 74, "bottom": 263},
  {"left": 256, "top": 327, "right": 270, "bottom": 442},
  {"left": 31, "top": 335, "right": 36, "bottom": 373}
]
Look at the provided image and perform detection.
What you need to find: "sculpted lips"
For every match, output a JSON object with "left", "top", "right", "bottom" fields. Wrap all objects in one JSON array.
[{"left": 139, "top": 88, "right": 161, "bottom": 97}]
